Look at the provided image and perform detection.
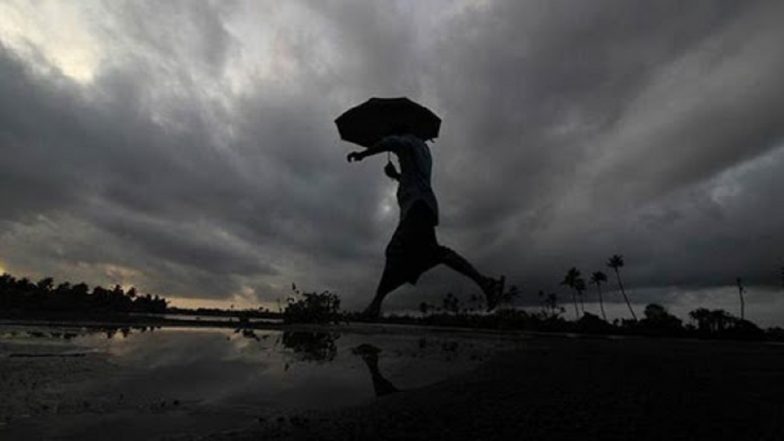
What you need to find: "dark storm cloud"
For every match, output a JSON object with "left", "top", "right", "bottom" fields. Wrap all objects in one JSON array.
[
  {"left": 0, "top": 47, "right": 85, "bottom": 220},
  {"left": 1, "top": 0, "right": 784, "bottom": 315},
  {"left": 422, "top": 0, "right": 784, "bottom": 292},
  {"left": 430, "top": 0, "right": 763, "bottom": 221},
  {"left": 0, "top": 42, "right": 275, "bottom": 285},
  {"left": 0, "top": 0, "right": 396, "bottom": 300}
]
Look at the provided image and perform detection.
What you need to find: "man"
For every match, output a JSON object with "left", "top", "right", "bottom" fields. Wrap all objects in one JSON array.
[{"left": 347, "top": 129, "right": 504, "bottom": 318}]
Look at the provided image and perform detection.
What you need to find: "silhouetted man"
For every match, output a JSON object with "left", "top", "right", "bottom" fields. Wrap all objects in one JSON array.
[{"left": 347, "top": 129, "right": 503, "bottom": 318}]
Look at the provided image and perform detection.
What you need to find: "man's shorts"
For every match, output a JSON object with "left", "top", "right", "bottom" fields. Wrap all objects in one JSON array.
[{"left": 384, "top": 201, "right": 442, "bottom": 285}]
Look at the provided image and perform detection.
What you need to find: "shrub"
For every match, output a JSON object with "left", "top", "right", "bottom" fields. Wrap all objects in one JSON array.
[
  {"left": 283, "top": 290, "right": 341, "bottom": 324},
  {"left": 575, "top": 312, "right": 614, "bottom": 334}
]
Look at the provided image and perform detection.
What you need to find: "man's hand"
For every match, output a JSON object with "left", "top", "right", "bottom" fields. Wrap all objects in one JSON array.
[
  {"left": 347, "top": 151, "right": 365, "bottom": 162},
  {"left": 384, "top": 161, "right": 401, "bottom": 180}
]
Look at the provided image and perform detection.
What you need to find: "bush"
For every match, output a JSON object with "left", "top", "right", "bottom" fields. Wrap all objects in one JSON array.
[
  {"left": 575, "top": 312, "right": 614, "bottom": 334},
  {"left": 637, "top": 304, "right": 684, "bottom": 336},
  {"left": 283, "top": 290, "right": 342, "bottom": 324}
]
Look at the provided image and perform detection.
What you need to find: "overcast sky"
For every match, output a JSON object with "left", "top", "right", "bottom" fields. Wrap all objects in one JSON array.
[{"left": 1, "top": 1, "right": 783, "bottom": 324}]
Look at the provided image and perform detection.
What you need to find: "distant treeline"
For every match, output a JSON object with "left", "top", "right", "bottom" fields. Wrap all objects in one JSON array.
[
  {"left": 277, "top": 286, "right": 780, "bottom": 341},
  {"left": 167, "top": 306, "right": 279, "bottom": 319},
  {"left": 0, "top": 273, "right": 167, "bottom": 315},
  {"left": 362, "top": 304, "right": 783, "bottom": 341}
]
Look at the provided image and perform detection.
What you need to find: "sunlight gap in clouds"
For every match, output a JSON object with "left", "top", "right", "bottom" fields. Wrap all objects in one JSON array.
[
  {"left": 0, "top": 1, "right": 335, "bottom": 102},
  {"left": 167, "top": 286, "right": 274, "bottom": 311},
  {"left": 221, "top": 2, "right": 341, "bottom": 96},
  {"left": 0, "top": 1, "right": 104, "bottom": 83},
  {"left": 708, "top": 142, "right": 784, "bottom": 207}
]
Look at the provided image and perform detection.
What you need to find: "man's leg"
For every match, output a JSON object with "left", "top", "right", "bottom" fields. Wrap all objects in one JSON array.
[
  {"left": 363, "top": 264, "right": 406, "bottom": 318},
  {"left": 439, "top": 246, "right": 504, "bottom": 310}
]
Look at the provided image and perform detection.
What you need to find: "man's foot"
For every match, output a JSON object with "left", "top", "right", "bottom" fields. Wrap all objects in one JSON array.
[{"left": 481, "top": 275, "right": 506, "bottom": 312}]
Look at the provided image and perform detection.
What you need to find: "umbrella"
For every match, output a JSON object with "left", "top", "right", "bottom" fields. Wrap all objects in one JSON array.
[{"left": 334, "top": 97, "right": 441, "bottom": 148}]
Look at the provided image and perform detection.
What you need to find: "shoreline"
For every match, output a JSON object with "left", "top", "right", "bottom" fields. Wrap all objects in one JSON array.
[{"left": 3, "top": 315, "right": 782, "bottom": 346}]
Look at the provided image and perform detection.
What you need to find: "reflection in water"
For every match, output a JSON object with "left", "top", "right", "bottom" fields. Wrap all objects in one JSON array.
[
  {"left": 2, "top": 325, "right": 158, "bottom": 341},
  {"left": 277, "top": 332, "right": 400, "bottom": 396},
  {"left": 0, "top": 325, "right": 511, "bottom": 441},
  {"left": 235, "top": 328, "right": 264, "bottom": 341},
  {"left": 353, "top": 343, "right": 399, "bottom": 397},
  {"left": 279, "top": 331, "right": 339, "bottom": 363}
]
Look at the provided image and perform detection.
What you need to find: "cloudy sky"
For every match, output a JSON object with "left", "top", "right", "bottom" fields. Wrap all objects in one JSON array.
[{"left": 1, "top": 0, "right": 783, "bottom": 324}]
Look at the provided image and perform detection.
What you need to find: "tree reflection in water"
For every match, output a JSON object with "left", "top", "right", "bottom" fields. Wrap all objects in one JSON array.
[
  {"left": 277, "top": 332, "right": 400, "bottom": 396},
  {"left": 279, "top": 331, "right": 339, "bottom": 363}
]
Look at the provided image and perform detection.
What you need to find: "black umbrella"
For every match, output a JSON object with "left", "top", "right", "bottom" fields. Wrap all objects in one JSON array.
[{"left": 334, "top": 97, "right": 441, "bottom": 148}]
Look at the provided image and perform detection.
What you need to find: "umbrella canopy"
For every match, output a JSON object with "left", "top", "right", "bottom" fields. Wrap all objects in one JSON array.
[{"left": 334, "top": 97, "right": 441, "bottom": 148}]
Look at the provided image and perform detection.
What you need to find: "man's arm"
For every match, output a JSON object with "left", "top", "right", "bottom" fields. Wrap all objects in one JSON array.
[{"left": 347, "top": 136, "right": 401, "bottom": 162}]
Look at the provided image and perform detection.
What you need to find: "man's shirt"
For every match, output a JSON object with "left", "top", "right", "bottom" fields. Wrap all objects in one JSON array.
[{"left": 379, "top": 134, "right": 439, "bottom": 225}]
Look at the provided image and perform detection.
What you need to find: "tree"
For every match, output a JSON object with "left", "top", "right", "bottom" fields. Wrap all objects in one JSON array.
[
  {"left": 736, "top": 277, "right": 745, "bottom": 320},
  {"left": 689, "top": 307, "right": 733, "bottom": 334},
  {"left": 283, "top": 290, "right": 341, "bottom": 324},
  {"left": 72, "top": 282, "right": 89, "bottom": 298},
  {"left": 590, "top": 271, "right": 608, "bottom": 321},
  {"left": 780, "top": 266, "right": 783, "bottom": 290},
  {"left": 575, "top": 278, "right": 586, "bottom": 314},
  {"left": 36, "top": 277, "right": 54, "bottom": 292},
  {"left": 607, "top": 254, "right": 637, "bottom": 321},
  {"left": 641, "top": 304, "right": 682, "bottom": 334},
  {"left": 561, "top": 267, "right": 585, "bottom": 319},
  {"left": 0, "top": 272, "right": 167, "bottom": 314},
  {"left": 688, "top": 308, "right": 710, "bottom": 331},
  {"left": 538, "top": 290, "right": 563, "bottom": 319}
]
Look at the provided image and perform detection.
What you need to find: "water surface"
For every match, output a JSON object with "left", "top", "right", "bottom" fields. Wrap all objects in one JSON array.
[{"left": 0, "top": 324, "right": 522, "bottom": 440}]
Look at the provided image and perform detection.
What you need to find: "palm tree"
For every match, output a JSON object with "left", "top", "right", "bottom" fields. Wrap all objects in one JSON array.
[
  {"left": 538, "top": 290, "right": 562, "bottom": 318},
  {"left": 561, "top": 267, "right": 585, "bottom": 319},
  {"left": 607, "top": 254, "right": 637, "bottom": 321},
  {"left": 575, "top": 278, "right": 586, "bottom": 314},
  {"left": 780, "top": 266, "right": 783, "bottom": 290},
  {"left": 591, "top": 271, "right": 608, "bottom": 321},
  {"left": 736, "top": 277, "right": 745, "bottom": 320}
]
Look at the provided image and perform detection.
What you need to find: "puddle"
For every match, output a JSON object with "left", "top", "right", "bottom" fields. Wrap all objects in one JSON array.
[{"left": 0, "top": 324, "right": 521, "bottom": 440}]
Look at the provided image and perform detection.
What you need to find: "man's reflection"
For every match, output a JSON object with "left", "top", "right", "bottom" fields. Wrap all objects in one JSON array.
[{"left": 352, "top": 343, "right": 399, "bottom": 397}]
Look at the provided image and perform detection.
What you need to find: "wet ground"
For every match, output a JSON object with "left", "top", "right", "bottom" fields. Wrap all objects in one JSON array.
[
  {"left": 205, "top": 335, "right": 784, "bottom": 441},
  {"left": 0, "top": 323, "right": 523, "bottom": 440},
  {"left": 4, "top": 323, "right": 784, "bottom": 441}
]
